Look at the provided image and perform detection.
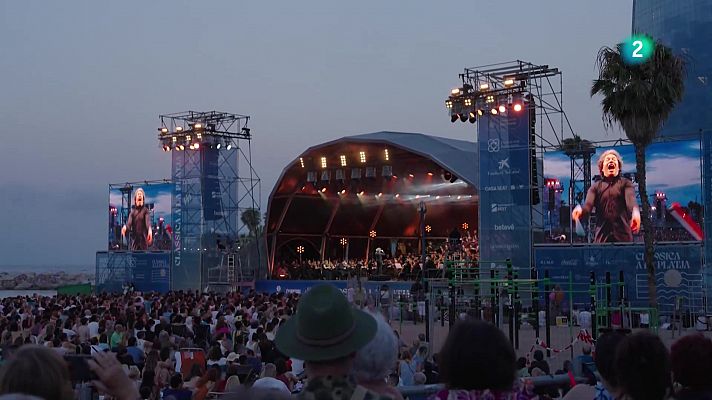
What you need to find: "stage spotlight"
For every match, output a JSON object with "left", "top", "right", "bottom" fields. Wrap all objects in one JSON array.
[
  {"left": 491, "top": 108, "right": 498, "bottom": 115},
  {"left": 408, "top": 174, "right": 414, "bottom": 178},
  {"left": 427, "top": 172, "right": 434, "bottom": 176},
  {"left": 450, "top": 114, "right": 459, "bottom": 123},
  {"left": 369, "top": 230, "right": 377, "bottom": 238},
  {"left": 194, "top": 123, "right": 203, "bottom": 129},
  {"left": 395, "top": 193, "right": 400, "bottom": 198},
  {"left": 172, "top": 136, "right": 178, "bottom": 143},
  {"left": 479, "top": 83, "right": 489, "bottom": 90},
  {"left": 513, "top": 103, "right": 523, "bottom": 112},
  {"left": 485, "top": 95, "right": 495, "bottom": 103},
  {"left": 189, "top": 144, "right": 194, "bottom": 150},
  {"left": 320, "top": 187, "right": 327, "bottom": 193},
  {"left": 339, "top": 189, "right": 346, "bottom": 195},
  {"left": 176, "top": 126, "right": 183, "bottom": 132},
  {"left": 193, "top": 142, "right": 200, "bottom": 150},
  {"left": 498, "top": 105, "right": 506, "bottom": 113},
  {"left": 468, "top": 111, "right": 476, "bottom": 123},
  {"left": 320, "top": 157, "right": 327, "bottom": 169},
  {"left": 445, "top": 100, "right": 453, "bottom": 109},
  {"left": 226, "top": 143, "right": 233, "bottom": 150},
  {"left": 459, "top": 113, "right": 467, "bottom": 122},
  {"left": 159, "top": 127, "right": 169, "bottom": 134},
  {"left": 384, "top": 148, "right": 389, "bottom": 161},
  {"left": 340, "top": 155, "right": 347, "bottom": 167},
  {"left": 299, "top": 157, "right": 304, "bottom": 168},
  {"left": 216, "top": 143, "right": 222, "bottom": 149},
  {"left": 358, "top": 190, "right": 365, "bottom": 196},
  {"left": 359, "top": 151, "right": 366, "bottom": 163},
  {"left": 504, "top": 79, "right": 515, "bottom": 87},
  {"left": 451, "top": 88, "right": 461, "bottom": 95},
  {"left": 377, "top": 192, "right": 383, "bottom": 197},
  {"left": 178, "top": 144, "right": 185, "bottom": 151}
]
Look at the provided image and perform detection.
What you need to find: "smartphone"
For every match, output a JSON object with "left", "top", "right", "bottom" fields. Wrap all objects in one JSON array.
[{"left": 64, "top": 354, "right": 99, "bottom": 383}]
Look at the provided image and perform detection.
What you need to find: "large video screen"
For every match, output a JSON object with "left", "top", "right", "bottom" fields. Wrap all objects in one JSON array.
[
  {"left": 538, "top": 139, "right": 703, "bottom": 244},
  {"left": 109, "top": 182, "right": 173, "bottom": 251}
]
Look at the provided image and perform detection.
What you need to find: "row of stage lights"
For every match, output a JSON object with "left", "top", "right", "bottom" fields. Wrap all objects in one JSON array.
[
  {"left": 299, "top": 149, "right": 390, "bottom": 169},
  {"left": 446, "top": 80, "right": 527, "bottom": 123},
  {"left": 158, "top": 123, "right": 236, "bottom": 152}
]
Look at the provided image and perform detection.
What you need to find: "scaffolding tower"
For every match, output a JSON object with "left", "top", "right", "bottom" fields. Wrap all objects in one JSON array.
[
  {"left": 158, "top": 111, "right": 260, "bottom": 291},
  {"left": 447, "top": 60, "right": 576, "bottom": 243}
]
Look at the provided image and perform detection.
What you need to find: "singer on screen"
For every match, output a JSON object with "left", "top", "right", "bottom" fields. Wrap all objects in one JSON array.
[
  {"left": 121, "top": 188, "right": 153, "bottom": 250},
  {"left": 572, "top": 149, "right": 640, "bottom": 243}
]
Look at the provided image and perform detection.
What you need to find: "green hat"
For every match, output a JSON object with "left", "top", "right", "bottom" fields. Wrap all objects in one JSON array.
[{"left": 274, "top": 284, "right": 376, "bottom": 362}]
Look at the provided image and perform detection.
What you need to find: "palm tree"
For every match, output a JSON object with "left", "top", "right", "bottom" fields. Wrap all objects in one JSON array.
[
  {"left": 591, "top": 41, "right": 685, "bottom": 308},
  {"left": 240, "top": 208, "right": 262, "bottom": 238}
]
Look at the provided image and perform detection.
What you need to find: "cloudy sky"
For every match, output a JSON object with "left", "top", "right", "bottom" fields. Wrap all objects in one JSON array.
[{"left": 0, "top": 1, "right": 634, "bottom": 267}]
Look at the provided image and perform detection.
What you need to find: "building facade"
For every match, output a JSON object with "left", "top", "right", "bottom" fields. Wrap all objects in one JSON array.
[{"left": 633, "top": 0, "right": 712, "bottom": 136}]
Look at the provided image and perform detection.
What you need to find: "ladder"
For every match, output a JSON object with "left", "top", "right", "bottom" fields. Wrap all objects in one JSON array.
[{"left": 226, "top": 254, "right": 236, "bottom": 283}]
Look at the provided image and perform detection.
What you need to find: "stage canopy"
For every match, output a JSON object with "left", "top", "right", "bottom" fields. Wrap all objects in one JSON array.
[{"left": 266, "top": 131, "right": 479, "bottom": 270}]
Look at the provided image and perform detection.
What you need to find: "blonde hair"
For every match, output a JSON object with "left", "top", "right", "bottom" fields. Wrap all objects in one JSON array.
[
  {"left": 224, "top": 375, "right": 241, "bottom": 392},
  {"left": 597, "top": 149, "right": 623, "bottom": 176}
]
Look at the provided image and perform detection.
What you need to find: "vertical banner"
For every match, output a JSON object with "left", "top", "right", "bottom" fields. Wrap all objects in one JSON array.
[
  {"left": 703, "top": 131, "right": 712, "bottom": 309},
  {"left": 478, "top": 112, "right": 532, "bottom": 274},
  {"left": 201, "top": 147, "right": 223, "bottom": 221}
]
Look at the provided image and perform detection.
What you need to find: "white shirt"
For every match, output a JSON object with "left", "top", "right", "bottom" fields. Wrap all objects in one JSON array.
[
  {"left": 578, "top": 311, "right": 592, "bottom": 331},
  {"left": 88, "top": 321, "right": 100, "bottom": 338}
]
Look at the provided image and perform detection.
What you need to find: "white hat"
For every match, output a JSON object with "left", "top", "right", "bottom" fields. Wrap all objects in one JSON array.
[
  {"left": 226, "top": 352, "right": 239, "bottom": 362},
  {"left": 252, "top": 377, "right": 290, "bottom": 395}
]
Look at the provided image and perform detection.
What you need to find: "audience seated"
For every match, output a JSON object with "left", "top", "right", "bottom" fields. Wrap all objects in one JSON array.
[
  {"left": 432, "top": 319, "right": 534, "bottom": 399},
  {"left": 670, "top": 334, "right": 712, "bottom": 400}
]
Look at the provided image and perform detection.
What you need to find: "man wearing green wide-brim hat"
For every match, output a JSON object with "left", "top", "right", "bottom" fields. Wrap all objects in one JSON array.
[{"left": 275, "top": 284, "right": 392, "bottom": 400}]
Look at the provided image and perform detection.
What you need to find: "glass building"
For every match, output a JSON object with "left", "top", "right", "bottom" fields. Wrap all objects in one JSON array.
[{"left": 633, "top": 0, "right": 712, "bottom": 137}]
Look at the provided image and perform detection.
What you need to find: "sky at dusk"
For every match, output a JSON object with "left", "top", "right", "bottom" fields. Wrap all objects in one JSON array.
[{"left": 0, "top": 1, "right": 634, "bottom": 266}]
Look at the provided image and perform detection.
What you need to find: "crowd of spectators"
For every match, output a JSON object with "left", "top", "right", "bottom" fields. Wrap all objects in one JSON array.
[{"left": 0, "top": 283, "right": 710, "bottom": 400}]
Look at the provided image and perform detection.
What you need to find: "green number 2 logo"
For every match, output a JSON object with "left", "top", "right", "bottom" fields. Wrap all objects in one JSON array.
[{"left": 632, "top": 40, "right": 644, "bottom": 58}]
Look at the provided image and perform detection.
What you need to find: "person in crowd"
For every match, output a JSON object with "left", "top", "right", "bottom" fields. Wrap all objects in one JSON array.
[
  {"left": 110, "top": 323, "right": 127, "bottom": 351},
  {"left": 206, "top": 344, "right": 227, "bottom": 369},
  {"left": 516, "top": 357, "right": 529, "bottom": 378},
  {"left": 563, "top": 330, "right": 628, "bottom": 400},
  {"left": 274, "top": 358, "right": 297, "bottom": 392},
  {"left": 161, "top": 373, "right": 192, "bottom": 400},
  {"left": 528, "top": 350, "right": 550, "bottom": 375},
  {"left": 183, "top": 363, "right": 204, "bottom": 391},
  {"left": 126, "top": 336, "right": 145, "bottom": 366},
  {"left": 223, "top": 375, "right": 241, "bottom": 393},
  {"left": 423, "top": 353, "right": 441, "bottom": 384},
  {"left": 352, "top": 311, "right": 404, "bottom": 400},
  {"left": 253, "top": 376, "right": 292, "bottom": 396},
  {"left": 572, "top": 344, "right": 595, "bottom": 384},
  {"left": 398, "top": 350, "right": 417, "bottom": 386},
  {"left": 0, "top": 345, "right": 74, "bottom": 400},
  {"left": 614, "top": 332, "right": 671, "bottom": 400},
  {"left": 192, "top": 368, "right": 219, "bottom": 400},
  {"left": 670, "top": 334, "right": 712, "bottom": 400},
  {"left": 274, "top": 284, "right": 392, "bottom": 399},
  {"left": 432, "top": 319, "right": 533, "bottom": 399}
]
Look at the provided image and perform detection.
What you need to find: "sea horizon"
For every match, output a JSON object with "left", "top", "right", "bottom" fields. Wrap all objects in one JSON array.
[{"left": 0, "top": 265, "right": 93, "bottom": 274}]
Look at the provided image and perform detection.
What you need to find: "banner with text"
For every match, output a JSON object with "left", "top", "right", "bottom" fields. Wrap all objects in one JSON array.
[
  {"left": 96, "top": 251, "right": 170, "bottom": 293},
  {"left": 478, "top": 112, "right": 532, "bottom": 274},
  {"left": 534, "top": 244, "right": 703, "bottom": 311},
  {"left": 703, "top": 130, "right": 712, "bottom": 309}
]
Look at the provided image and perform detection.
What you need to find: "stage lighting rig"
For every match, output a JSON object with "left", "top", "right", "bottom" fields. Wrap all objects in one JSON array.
[{"left": 157, "top": 111, "right": 250, "bottom": 152}]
